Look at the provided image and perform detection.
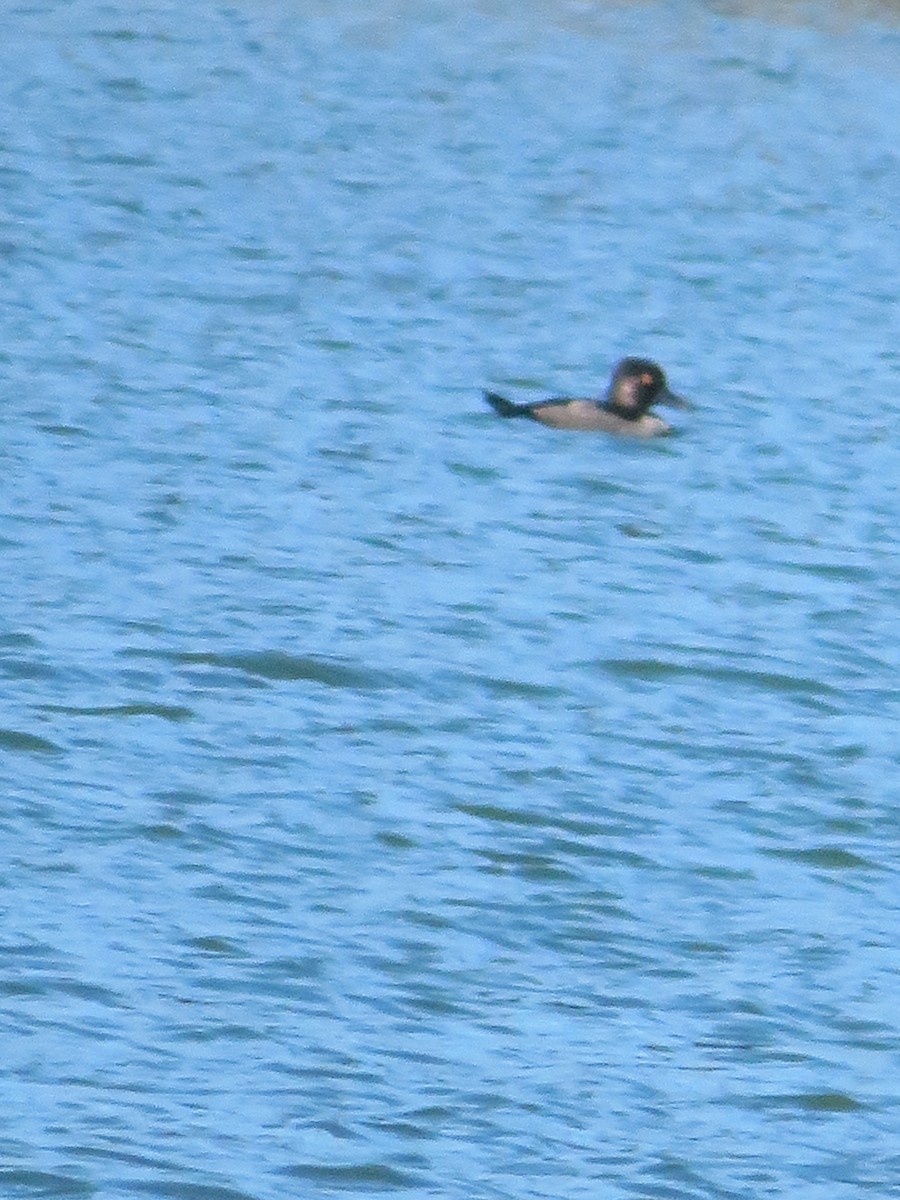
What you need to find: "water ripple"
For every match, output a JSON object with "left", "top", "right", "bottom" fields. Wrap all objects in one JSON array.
[{"left": 4, "top": 3, "right": 900, "bottom": 1200}]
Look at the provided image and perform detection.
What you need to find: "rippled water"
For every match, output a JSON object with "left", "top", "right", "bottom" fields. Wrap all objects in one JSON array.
[{"left": 3, "top": 1, "right": 900, "bottom": 1197}]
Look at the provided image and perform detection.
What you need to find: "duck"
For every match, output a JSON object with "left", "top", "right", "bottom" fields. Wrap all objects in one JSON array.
[{"left": 484, "top": 358, "right": 690, "bottom": 437}]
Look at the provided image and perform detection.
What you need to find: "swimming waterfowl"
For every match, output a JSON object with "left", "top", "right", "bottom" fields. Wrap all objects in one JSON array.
[{"left": 484, "top": 358, "right": 690, "bottom": 437}]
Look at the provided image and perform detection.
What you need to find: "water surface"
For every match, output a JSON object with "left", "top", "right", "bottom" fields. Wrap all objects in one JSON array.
[{"left": 2, "top": 2, "right": 900, "bottom": 1197}]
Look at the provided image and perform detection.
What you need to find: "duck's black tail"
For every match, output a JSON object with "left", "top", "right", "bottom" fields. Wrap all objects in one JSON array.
[{"left": 484, "top": 391, "right": 533, "bottom": 419}]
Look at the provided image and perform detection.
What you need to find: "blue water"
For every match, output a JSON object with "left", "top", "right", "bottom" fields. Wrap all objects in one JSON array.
[{"left": 3, "top": 2, "right": 900, "bottom": 1197}]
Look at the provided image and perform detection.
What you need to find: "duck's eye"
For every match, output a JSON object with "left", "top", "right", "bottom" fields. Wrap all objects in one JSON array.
[{"left": 640, "top": 373, "right": 653, "bottom": 385}]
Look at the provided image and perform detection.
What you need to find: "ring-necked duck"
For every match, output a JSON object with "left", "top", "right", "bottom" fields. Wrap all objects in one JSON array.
[{"left": 484, "top": 358, "right": 690, "bottom": 437}]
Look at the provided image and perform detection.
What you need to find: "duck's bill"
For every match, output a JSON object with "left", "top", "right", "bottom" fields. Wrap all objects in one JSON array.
[{"left": 658, "top": 387, "right": 693, "bottom": 410}]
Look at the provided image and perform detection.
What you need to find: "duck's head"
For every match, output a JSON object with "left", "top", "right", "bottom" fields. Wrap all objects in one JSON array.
[{"left": 604, "top": 358, "right": 691, "bottom": 419}]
